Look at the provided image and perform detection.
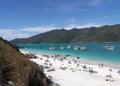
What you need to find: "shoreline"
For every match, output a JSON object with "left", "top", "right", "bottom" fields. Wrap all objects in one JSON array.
[
  {"left": 75, "top": 58, "right": 120, "bottom": 69},
  {"left": 20, "top": 49, "right": 120, "bottom": 69}
]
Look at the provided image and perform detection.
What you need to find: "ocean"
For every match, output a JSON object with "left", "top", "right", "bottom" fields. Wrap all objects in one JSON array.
[{"left": 18, "top": 43, "right": 120, "bottom": 67}]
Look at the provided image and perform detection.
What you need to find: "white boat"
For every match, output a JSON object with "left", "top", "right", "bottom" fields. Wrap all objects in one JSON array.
[
  {"left": 74, "top": 46, "right": 80, "bottom": 50},
  {"left": 103, "top": 46, "right": 116, "bottom": 50},
  {"left": 60, "top": 46, "right": 65, "bottom": 50},
  {"left": 67, "top": 46, "right": 72, "bottom": 49},
  {"left": 49, "top": 47, "right": 56, "bottom": 50},
  {"left": 80, "top": 47, "right": 87, "bottom": 50}
]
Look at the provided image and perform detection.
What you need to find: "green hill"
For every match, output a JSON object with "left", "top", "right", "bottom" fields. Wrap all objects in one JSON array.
[
  {"left": 10, "top": 24, "right": 120, "bottom": 44},
  {"left": 0, "top": 37, "right": 52, "bottom": 86}
]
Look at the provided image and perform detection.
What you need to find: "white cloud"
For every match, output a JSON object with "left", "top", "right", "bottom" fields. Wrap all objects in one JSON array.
[
  {"left": 21, "top": 26, "right": 60, "bottom": 33},
  {"left": 0, "top": 29, "right": 32, "bottom": 41},
  {"left": 64, "top": 23, "right": 102, "bottom": 30},
  {"left": 59, "top": 5, "right": 72, "bottom": 12},
  {"left": 0, "top": 23, "right": 103, "bottom": 40},
  {"left": 90, "top": 0, "right": 111, "bottom": 5},
  {"left": 21, "top": 23, "right": 102, "bottom": 33},
  {"left": 58, "top": 2, "right": 87, "bottom": 13},
  {"left": 90, "top": 0, "right": 103, "bottom": 5},
  {"left": 0, "top": 25, "right": 60, "bottom": 40},
  {"left": 68, "top": 18, "right": 76, "bottom": 24}
]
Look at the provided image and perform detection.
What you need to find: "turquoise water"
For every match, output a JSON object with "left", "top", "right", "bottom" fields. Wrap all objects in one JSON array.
[{"left": 18, "top": 43, "right": 120, "bottom": 66}]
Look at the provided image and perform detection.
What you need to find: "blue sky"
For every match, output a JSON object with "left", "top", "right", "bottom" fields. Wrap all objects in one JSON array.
[{"left": 0, "top": 0, "right": 120, "bottom": 40}]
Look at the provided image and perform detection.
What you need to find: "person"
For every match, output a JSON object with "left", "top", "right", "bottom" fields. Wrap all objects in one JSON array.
[
  {"left": 49, "top": 63, "right": 52, "bottom": 66},
  {"left": 82, "top": 65, "right": 87, "bottom": 71},
  {"left": 77, "top": 64, "right": 79, "bottom": 67},
  {"left": 74, "top": 60, "right": 77, "bottom": 63},
  {"left": 98, "top": 64, "right": 104, "bottom": 68},
  {"left": 109, "top": 69, "right": 112, "bottom": 72},
  {"left": 68, "top": 61, "right": 71, "bottom": 64},
  {"left": 90, "top": 69, "right": 93, "bottom": 74}
]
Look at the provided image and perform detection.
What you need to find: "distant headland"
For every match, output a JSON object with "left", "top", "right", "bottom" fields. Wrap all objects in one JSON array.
[{"left": 10, "top": 24, "right": 120, "bottom": 44}]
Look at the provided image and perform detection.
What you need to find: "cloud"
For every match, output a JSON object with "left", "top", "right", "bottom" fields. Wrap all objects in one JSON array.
[
  {"left": 0, "top": 29, "right": 32, "bottom": 41},
  {"left": 56, "top": 1, "right": 88, "bottom": 13},
  {"left": 59, "top": 5, "right": 72, "bottom": 12},
  {"left": 21, "top": 26, "right": 60, "bottom": 33},
  {"left": 90, "top": 0, "right": 112, "bottom": 5},
  {"left": 57, "top": 0, "right": 112, "bottom": 12},
  {"left": 21, "top": 23, "right": 103, "bottom": 33},
  {"left": 60, "top": 6, "right": 87, "bottom": 13},
  {"left": 68, "top": 18, "right": 76, "bottom": 24},
  {"left": 64, "top": 23, "right": 102, "bottom": 30},
  {"left": 0, "top": 25, "right": 60, "bottom": 40},
  {"left": 90, "top": 0, "right": 103, "bottom": 5},
  {"left": 0, "top": 23, "right": 103, "bottom": 40}
]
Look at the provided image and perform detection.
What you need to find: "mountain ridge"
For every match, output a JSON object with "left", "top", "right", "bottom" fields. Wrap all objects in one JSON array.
[{"left": 10, "top": 24, "right": 120, "bottom": 44}]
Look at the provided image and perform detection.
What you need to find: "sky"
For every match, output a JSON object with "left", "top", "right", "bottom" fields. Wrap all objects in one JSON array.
[{"left": 0, "top": 0, "right": 120, "bottom": 40}]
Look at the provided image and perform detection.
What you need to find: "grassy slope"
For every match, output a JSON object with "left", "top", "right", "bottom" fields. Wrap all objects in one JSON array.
[{"left": 0, "top": 38, "right": 52, "bottom": 86}]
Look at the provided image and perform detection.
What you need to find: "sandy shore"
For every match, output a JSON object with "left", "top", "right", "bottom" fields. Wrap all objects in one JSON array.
[{"left": 21, "top": 51, "right": 120, "bottom": 86}]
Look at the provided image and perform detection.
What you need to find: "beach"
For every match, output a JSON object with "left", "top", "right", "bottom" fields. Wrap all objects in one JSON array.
[{"left": 21, "top": 51, "right": 120, "bottom": 86}]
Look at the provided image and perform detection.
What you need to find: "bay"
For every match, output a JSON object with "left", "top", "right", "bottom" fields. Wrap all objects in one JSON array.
[{"left": 18, "top": 43, "right": 120, "bottom": 67}]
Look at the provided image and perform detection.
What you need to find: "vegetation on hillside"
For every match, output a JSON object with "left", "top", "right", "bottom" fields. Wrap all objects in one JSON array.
[
  {"left": 10, "top": 24, "right": 120, "bottom": 44},
  {"left": 0, "top": 37, "right": 52, "bottom": 86}
]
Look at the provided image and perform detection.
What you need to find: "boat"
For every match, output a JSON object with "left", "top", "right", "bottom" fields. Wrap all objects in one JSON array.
[
  {"left": 74, "top": 46, "right": 80, "bottom": 50},
  {"left": 67, "top": 46, "right": 72, "bottom": 49},
  {"left": 49, "top": 47, "right": 56, "bottom": 50},
  {"left": 80, "top": 47, "right": 87, "bottom": 50},
  {"left": 103, "top": 46, "right": 116, "bottom": 50},
  {"left": 60, "top": 46, "right": 65, "bottom": 50}
]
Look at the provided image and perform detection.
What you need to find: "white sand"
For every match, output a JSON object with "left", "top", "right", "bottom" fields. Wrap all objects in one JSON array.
[{"left": 21, "top": 51, "right": 120, "bottom": 86}]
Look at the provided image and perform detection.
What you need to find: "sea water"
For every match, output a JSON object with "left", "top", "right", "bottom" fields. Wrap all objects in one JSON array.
[{"left": 18, "top": 43, "right": 120, "bottom": 67}]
